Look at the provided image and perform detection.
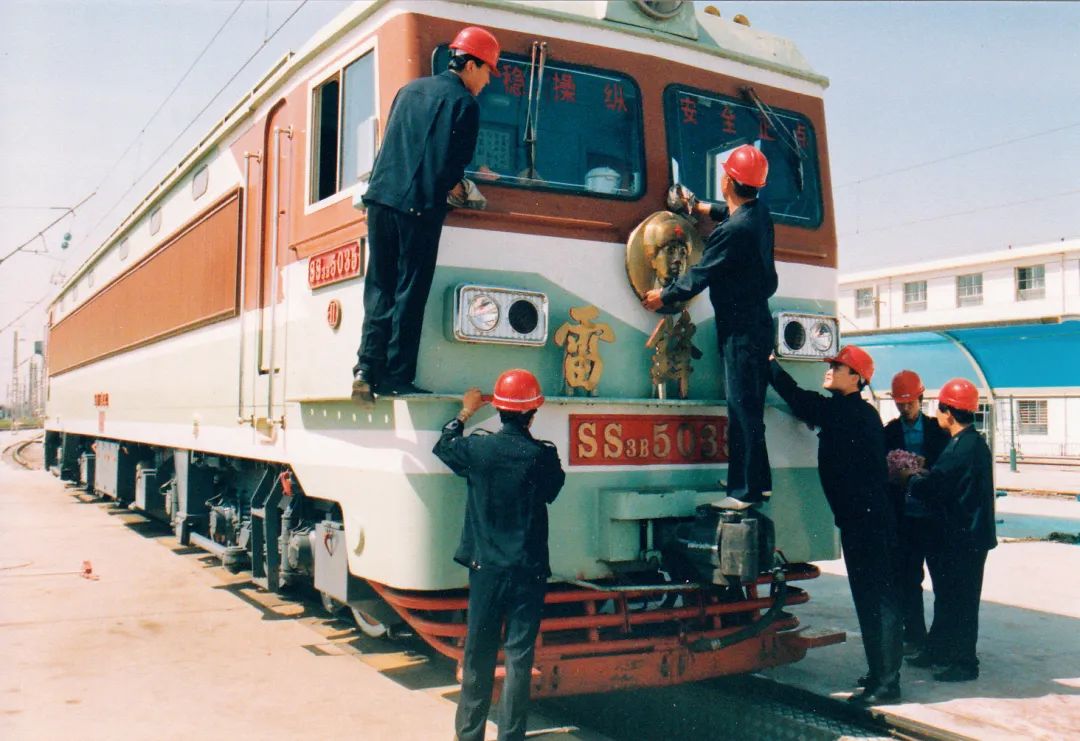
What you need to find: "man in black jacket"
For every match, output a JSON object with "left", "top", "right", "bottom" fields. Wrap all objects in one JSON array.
[
  {"left": 352, "top": 26, "right": 500, "bottom": 401},
  {"left": 643, "top": 145, "right": 777, "bottom": 503},
  {"left": 769, "top": 345, "right": 903, "bottom": 705},
  {"left": 904, "top": 378, "right": 996, "bottom": 682},
  {"left": 433, "top": 369, "right": 565, "bottom": 741},
  {"left": 883, "top": 369, "right": 950, "bottom": 655}
]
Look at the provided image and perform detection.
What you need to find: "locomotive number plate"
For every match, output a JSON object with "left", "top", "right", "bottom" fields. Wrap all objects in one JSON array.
[
  {"left": 308, "top": 241, "right": 362, "bottom": 289},
  {"left": 569, "top": 414, "right": 728, "bottom": 466}
]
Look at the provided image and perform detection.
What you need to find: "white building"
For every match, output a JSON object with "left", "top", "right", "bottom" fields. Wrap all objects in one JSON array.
[{"left": 838, "top": 238, "right": 1080, "bottom": 463}]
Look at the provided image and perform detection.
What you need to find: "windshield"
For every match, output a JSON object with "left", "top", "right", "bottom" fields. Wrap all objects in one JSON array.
[
  {"left": 664, "top": 85, "right": 823, "bottom": 228},
  {"left": 433, "top": 46, "right": 645, "bottom": 199}
]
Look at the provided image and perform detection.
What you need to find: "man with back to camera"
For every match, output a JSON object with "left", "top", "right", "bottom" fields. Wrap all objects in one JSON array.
[
  {"left": 883, "top": 370, "right": 950, "bottom": 655},
  {"left": 768, "top": 345, "right": 903, "bottom": 705},
  {"left": 433, "top": 369, "right": 565, "bottom": 741},
  {"left": 642, "top": 145, "right": 777, "bottom": 504},
  {"left": 351, "top": 26, "right": 500, "bottom": 402},
  {"left": 902, "top": 378, "right": 996, "bottom": 682}
]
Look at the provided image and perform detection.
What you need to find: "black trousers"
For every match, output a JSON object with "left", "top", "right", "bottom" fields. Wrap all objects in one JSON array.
[
  {"left": 896, "top": 515, "right": 942, "bottom": 644},
  {"left": 924, "top": 545, "right": 988, "bottom": 671},
  {"left": 354, "top": 202, "right": 445, "bottom": 383},
  {"left": 456, "top": 567, "right": 546, "bottom": 741},
  {"left": 841, "top": 528, "right": 903, "bottom": 690},
  {"left": 721, "top": 326, "right": 773, "bottom": 500}
]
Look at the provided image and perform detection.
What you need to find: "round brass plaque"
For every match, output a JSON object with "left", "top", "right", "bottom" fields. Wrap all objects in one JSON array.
[{"left": 625, "top": 211, "right": 703, "bottom": 314}]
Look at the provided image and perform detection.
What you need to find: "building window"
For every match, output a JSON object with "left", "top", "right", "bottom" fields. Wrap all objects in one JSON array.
[
  {"left": 1016, "top": 264, "right": 1045, "bottom": 301},
  {"left": 149, "top": 207, "right": 162, "bottom": 235},
  {"left": 192, "top": 165, "right": 209, "bottom": 200},
  {"left": 956, "top": 273, "right": 983, "bottom": 307},
  {"left": 855, "top": 287, "right": 874, "bottom": 318},
  {"left": 1016, "top": 399, "right": 1048, "bottom": 435},
  {"left": 903, "top": 280, "right": 926, "bottom": 312},
  {"left": 311, "top": 52, "right": 375, "bottom": 203},
  {"left": 974, "top": 401, "right": 992, "bottom": 437}
]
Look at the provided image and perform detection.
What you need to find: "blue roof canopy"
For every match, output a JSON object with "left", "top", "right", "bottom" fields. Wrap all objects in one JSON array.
[{"left": 849, "top": 319, "right": 1080, "bottom": 395}]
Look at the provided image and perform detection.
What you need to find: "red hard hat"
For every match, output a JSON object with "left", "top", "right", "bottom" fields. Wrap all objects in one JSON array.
[
  {"left": 891, "top": 370, "right": 925, "bottom": 403},
  {"left": 492, "top": 369, "right": 544, "bottom": 411},
  {"left": 824, "top": 345, "right": 874, "bottom": 383},
  {"left": 450, "top": 26, "right": 502, "bottom": 77},
  {"left": 938, "top": 378, "right": 979, "bottom": 412},
  {"left": 722, "top": 144, "right": 769, "bottom": 188}
]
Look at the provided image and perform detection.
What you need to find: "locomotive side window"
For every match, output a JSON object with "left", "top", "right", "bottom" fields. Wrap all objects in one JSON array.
[
  {"left": 664, "top": 85, "right": 823, "bottom": 228},
  {"left": 433, "top": 46, "right": 645, "bottom": 199},
  {"left": 311, "top": 52, "right": 375, "bottom": 203}
]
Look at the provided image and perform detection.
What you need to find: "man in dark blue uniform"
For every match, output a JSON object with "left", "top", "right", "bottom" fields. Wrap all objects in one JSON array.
[
  {"left": 351, "top": 26, "right": 500, "bottom": 401},
  {"left": 769, "top": 345, "right": 903, "bottom": 705},
  {"left": 643, "top": 145, "right": 777, "bottom": 503},
  {"left": 903, "top": 378, "right": 996, "bottom": 682},
  {"left": 883, "top": 369, "right": 950, "bottom": 655},
  {"left": 433, "top": 369, "right": 565, "bottom": 741}
]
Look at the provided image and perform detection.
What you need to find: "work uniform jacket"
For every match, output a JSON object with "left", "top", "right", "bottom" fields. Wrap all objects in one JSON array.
[
  {"left": 884, "top": 412, "right": 950, "bottom": 518},
  {"left": 363, "top": 71, "right": 479, "bottom": 217},
  {"left": 433, "top": 418, "right": 566, "bottom": 576},
  {"left": 660, "top": 200, "right": 778, "bottom": 345},
  {"left": 769, "top": 361, "right": 892, "bottom": 532},
  {"left": 907, "top": 426, "right": 997, "bottom": 552}
]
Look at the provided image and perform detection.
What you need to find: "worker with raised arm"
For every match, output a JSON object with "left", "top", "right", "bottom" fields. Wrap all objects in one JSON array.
[
  {"left": 351, "top": 26, "right": 500, "bottom": 402},
  {"left": 769, "top": 345, "right": 903, "bottom": 705},
  {"left": 433, "top": 369, "right": 565, "bottom": 741},
  {"left": 643, "top": 145, "right": 777, "bottom": 504}
]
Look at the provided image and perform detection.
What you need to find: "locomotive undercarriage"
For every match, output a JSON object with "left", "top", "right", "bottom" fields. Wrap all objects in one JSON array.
[{"left": 43, "top": 429, "right": 843, "bottom": 696}]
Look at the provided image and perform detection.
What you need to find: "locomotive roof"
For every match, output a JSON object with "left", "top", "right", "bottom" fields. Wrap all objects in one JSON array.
[{"left": 55, "top": 0, "right": 825, "bottom": 300}]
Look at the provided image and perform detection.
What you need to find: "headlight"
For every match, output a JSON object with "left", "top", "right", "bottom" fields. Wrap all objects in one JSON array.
[
  {"left": 453, "top": 284, "right": 549, "bottom": 346},
  {"left": 468, "top": 294, "right": 500, "bottom": 332},
  {"left": 774, "top": 312, "right": 839, "bottom": 360}
]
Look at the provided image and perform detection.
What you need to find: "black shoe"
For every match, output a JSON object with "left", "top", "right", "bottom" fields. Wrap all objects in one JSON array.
[
  {"left": 856, "top": 674, "right": 874, "bottom": 688},
  {"left": 902, "top": 640, "right": 925, "bottom": 657},
  {"left": 378, "top": 380, "right": 432, "bottom": 396},
  {"left": 848, "top": 684, "right": 901, "bottom": 705},
  {"left": 905, "top": 651, "right": 938, "bottom": 668},
  {"left": 351, "top": 370, "right": 378, "bottom": 404},
  {"left": 933, "top": 665, "right": 979, "bottom": 682}
]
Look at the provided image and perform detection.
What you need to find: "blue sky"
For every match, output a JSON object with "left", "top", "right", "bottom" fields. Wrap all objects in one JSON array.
[{"left": 1, "top": 1, "right": 1078, "bottom": 401}]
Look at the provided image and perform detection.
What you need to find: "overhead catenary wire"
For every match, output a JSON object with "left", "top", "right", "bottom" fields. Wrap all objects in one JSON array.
[
  {"left": 78, "top": 0, "right": 310, "bottom": 254},
  {"left": 836, "top": 119, "right": 1080, "bottom": 189},
  {"left": 0, "top": 191, "right": 97, "bottom": 269}
]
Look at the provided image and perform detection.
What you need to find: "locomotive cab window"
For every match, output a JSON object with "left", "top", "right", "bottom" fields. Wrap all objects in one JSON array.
[
  {"left": 311, "top": 52, "right": 376, "bottom": 203},
  {"left": 433, "top": 46, "right": 645, "bottom": 199},
  {"left": 664, "top": 85, "right": 823, "bottom": 228}
]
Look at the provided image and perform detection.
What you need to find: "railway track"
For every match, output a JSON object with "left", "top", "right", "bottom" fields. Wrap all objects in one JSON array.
[{"left": 2, "top": 433, "right": 42, "bottom": 470}]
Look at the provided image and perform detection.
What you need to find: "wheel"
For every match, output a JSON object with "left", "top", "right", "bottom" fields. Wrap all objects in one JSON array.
[
  {"left": 320, "top": 591, "right": 347, "bottom": 616},
  {"left": 350, "top": 606, "right": 390, "bottom": 638}
]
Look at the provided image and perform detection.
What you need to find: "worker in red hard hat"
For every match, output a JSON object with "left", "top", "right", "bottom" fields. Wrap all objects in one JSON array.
[
  {"left": 769, "top": 345, "right": 904, "bottom": 705},
  {"left": 352, "top": 26, "right": 500, "bottom": 403},
  {"left": 643, "top": 144, "right": 778, "bottom": 504},
  {"left": 433, "top": 369, "right": 565, "bottom": 741},
  {"left": 901, "top": 378, "right": 996, "bottom": 683},
  {"left": 882, "top": 370, "right": 949, "bottom": 658}
]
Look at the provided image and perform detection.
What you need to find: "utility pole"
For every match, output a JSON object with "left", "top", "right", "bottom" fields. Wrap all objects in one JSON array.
[{"left": 10, "top": 331, "right": 18, "bottom": 420}]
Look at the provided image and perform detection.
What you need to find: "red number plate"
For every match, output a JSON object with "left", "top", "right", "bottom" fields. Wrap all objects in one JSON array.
[
  {"left": 308, "top": 241, "right": 362, "bottom": 289},
  {"left": 569, "top": 414, "right": 728, "bottom": 466}
]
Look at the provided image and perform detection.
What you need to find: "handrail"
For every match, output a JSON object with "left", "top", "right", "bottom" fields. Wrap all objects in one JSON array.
[
  {"left": 238, "top": 152, "right": 261, "bottom": 422},
  {"left": 267, "top": 127, "right": 292, "bottom": 420}
]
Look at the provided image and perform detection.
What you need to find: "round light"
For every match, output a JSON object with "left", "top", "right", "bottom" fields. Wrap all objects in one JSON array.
[
  {"left": 783, "top": 320, "right": 806, "bottom": 351},
  {"left": 508, "top": 299, "right": 539, "bottom": 334},
  {"left": 810, "top": 321, "right": 834, "bottom": 352},
  {"left": 468, "top": 294, "right": 500, "bottom": 332}
]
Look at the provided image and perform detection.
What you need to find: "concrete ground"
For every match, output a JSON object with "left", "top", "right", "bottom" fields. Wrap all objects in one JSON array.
[
  {"left": 0, "top": 439, "right": 604, "bottom": 741},
  {"left": 760, "top": 492, "right": 1080, "bottom": 740},
  {"left": 994, "top": 462, "right": 1080, "bottom": 496}
]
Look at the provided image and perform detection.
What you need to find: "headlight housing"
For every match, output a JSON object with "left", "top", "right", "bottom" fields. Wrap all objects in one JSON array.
[
  {"left": 453, "top": 284, "right": 548, "bottom": 346},
  {"left": 774, "top": 312, "right": 839, "bottom": 360}
]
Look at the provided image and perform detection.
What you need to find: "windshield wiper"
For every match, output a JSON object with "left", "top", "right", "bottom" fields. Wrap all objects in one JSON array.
[
  {"left": 740, "top": 86, "right": 805, "bottom": 191},
  {"left": 523, "top": 41, "right": 548, "bottom": 180}
]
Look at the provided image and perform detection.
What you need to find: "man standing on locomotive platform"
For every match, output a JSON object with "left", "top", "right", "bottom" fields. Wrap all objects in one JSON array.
[
  {"left": 903, "top": 378, "right": 996, "bottom": 683},
  {"left": 643, "top": 145, "right": 777, "bottom": 504},
  {"left": 768, "top": 345, "right": 904, "bottom": 705},
  {"left": 351, "top": 26, "right": 500, "bottom": 402},
  {"left": 433, "top": 369, "right": 565, "bottom": 741},
  {"left": 883, "top": 369, "right": 950, "bottom": 656}
]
